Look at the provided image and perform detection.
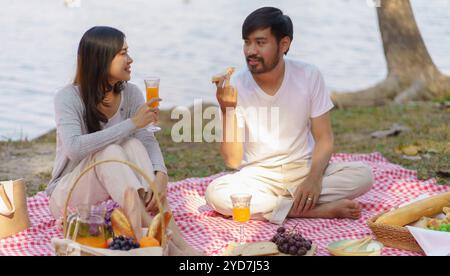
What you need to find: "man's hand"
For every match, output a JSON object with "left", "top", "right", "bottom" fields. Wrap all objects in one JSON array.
[
  {"left": 213, "top": 71, "right": 243, "bottom": 170},
  {"left": 215, "top": 76, "right": 237, "bottom": 113},
  {"left": 290, "top": 111, "right": 333, "bottom": 216},
  {"left": 291, "top": 176, "right": 323, "bottom": 215},
  {"left": 145, "top": 172, "right": 168, "bottom": 213}
]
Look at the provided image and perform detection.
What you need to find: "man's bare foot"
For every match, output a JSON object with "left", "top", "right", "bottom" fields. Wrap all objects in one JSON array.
[{"left": 288, "top": 199, "right": 362, "bottom": 220}]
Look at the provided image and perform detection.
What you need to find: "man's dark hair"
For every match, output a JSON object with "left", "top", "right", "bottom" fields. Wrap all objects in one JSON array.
[{"left": 242, "top": 7, "right": 293, "bottom": 55}]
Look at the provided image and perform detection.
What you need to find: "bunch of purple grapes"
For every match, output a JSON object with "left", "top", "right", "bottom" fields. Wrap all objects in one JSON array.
[
  {"left": 271, "top": 226, "right": 313, "bottom": 256},
  {"left": 109, "top": 236, "right": 140, "bottom": 251}
]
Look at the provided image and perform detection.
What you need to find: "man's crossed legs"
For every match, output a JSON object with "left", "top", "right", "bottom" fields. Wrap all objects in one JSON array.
[{"left": 206, "top": 161, "right": 373, "bottom": 225}]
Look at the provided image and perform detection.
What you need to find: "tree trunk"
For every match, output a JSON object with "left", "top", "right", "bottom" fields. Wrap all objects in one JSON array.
[{"left": 332, "top": 0, "right": 450, "bottom": 108}]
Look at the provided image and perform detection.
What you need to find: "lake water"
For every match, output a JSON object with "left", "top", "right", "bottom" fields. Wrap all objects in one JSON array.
[{"left": 0, "top": 0, "right": 449, "bottom": 140}]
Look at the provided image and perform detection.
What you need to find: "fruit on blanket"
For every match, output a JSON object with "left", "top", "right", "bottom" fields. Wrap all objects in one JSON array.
[
  {"left": 426, "top": 209, "right": 450, "bottom": 232},
  {"left": 438, "top": 223, "right": 450, "bottom": 232},
  {"left": 413, "top": 207, "right": 450, "bottom": 233},
  {"left": 109, "top": 236, "right": 140, "bottom": 251},
  {"left": 139, "top": 236, "right": 160, "bottom": 248},
  {"left": 271, "top": 226, "right": 313, "bottom": 256},
  {"left": 375, "top": 192, "right": 450, "bottom": 226},
  {"left": 148, "top": 211, "right": 172, "bottom": 244},
  {"left": 277, "top": 227, "right": 286, "bottom": 234},
  {"left": 111, "top": 208, "right": 136, "bottom": 241}
]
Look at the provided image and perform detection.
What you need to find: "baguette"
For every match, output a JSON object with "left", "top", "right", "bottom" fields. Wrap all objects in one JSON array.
[
  {"left": 110, "top": 208, "right": 136, "bottom": 241},
  {"left": 148, "top": 211, "right": 172, "bottom": 244},
  {"left": 375, "top": 192, "right": 450, "bottom": 226}
]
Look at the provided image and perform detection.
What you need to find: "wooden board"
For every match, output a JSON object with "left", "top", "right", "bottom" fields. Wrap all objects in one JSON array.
[{"left": 222, "top": 241, "right": 317, "bottom": 256}]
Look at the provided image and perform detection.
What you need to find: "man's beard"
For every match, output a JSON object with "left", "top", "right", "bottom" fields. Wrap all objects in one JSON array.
[{"left": 246, "top": 49, "right": 282, "bottom": 75}]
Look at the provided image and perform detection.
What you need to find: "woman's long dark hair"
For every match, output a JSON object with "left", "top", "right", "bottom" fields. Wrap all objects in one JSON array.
[{"left": 74, "top": 26, "right": 125, "bottom": 133}]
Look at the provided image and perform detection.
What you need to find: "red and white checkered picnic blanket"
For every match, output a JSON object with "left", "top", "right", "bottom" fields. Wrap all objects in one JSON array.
[
  {"left": 167, "top": 152, "right": 450, "bottom": 256},
  {"left": 0, "top": 152, "right": 448, "bottom": 256},
  {"left": 0, "top": 193, "right": 62, "bottom": 256}
]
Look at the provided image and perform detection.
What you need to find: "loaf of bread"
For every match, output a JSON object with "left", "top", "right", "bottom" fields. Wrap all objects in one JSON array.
[
  {"left": 148, "top": 211, "right": 172, "bottom": 244},
  {"left": 111, "top": 208, "right": 136, "bottom": 240},
  {"left": 211, "top": 67, "right": 235, "bottom": 84},
  {"left": 444, "top": 207, "right": 450, "bottom": 215},
  {"left": 241, "top": 242, "right": 279, "bottom": 256},
  {"left": 375, "top": 192, "right": 450, "bottom": 226}
]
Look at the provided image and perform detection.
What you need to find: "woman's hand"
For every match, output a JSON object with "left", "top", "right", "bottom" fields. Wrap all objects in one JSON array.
[
  {"left": 145, "top": 171, "right": 168, "bottom": 213},
  {"left": 132, "top": 98, "right": 161, "bottom": 129}
]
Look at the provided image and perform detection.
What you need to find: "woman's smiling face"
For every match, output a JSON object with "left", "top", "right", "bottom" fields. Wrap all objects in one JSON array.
[{"left": 109, "top": 40, "right": 133, "bottom": 84}]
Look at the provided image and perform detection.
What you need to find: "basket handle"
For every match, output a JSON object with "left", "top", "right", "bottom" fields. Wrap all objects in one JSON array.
[{"left": 62, "top": 159, "right": 167, "bottom": 248}]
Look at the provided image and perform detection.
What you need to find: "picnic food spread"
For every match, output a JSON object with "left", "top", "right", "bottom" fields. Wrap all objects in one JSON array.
[
  {"left": 224, "top": 241, "right": 317, "bottom": 257},
  {"left": 415, "top": 207, "right": 450, "bottom": 232},
  {"left": 69, "top": 204, "right": 172, "bottom": 251},
  {"left": 110, "top": 208, "right": 136, "bottom": 241},
  {"left": 327, "top": 237, "right": 384, "bottom": 256},
  {"left": 148, "top": 211, "right": 172, "bottom": 243},
  {"left": 368, "top": 191, "right": 450, "bottom": 254},
  {"left": 139, "top": 236, "right": 161, "bottom": 248},
  {"left": 270, "top": 226, "right": 314, "bottom": 256},
  {"left": 108, "top": 236, "right": 140, "bottom": 251},
  {"left": 239, "top": 242, "right": 279, "bottom": 256},
  {"left": 223, "top": 225, "right": 316, "bottom": 256},
  {"left": 375, "top": 192, "right": 450, "bottom": 227},
  {"left": 109, "top": 209, "right": 171, "bottom": 251}
]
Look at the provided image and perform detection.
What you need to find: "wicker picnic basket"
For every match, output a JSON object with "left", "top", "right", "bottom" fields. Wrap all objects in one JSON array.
[
  {"left": 368, "top": 212, "right": 424, "bottom": 254},
  {"left": 52, "top": 159, "right": 169, "bottom": 256}
]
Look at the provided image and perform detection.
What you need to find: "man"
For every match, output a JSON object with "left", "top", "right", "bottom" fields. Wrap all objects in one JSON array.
[{"left": 206, "top": 7, "right": 374, "bottom": 225}]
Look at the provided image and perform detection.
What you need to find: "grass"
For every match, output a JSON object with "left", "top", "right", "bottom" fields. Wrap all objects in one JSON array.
[
  {"left": 0, "top": 130, "right": 56, "bottom": 151},
  {"left": 155, "top": 103, "right": 229, "bottom": 180},
  {"left": 1, "top": 101, "right": 448, "bottom": 195},
  {"left": 156, "top": 101, "right": 449, "bottom": 185},
  {"left": 332, "top": 102, "right": 449, "bottom": 185}
]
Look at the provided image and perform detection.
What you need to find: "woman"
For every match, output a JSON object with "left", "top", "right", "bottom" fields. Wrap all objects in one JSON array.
[{"left": 47, "top": 26, "right": 168, "bottom": 244}]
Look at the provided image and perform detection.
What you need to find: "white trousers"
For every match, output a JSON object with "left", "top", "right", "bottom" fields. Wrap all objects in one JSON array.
[
  {"left": 205, "top": 161, "right": 374, "bottom": 225},
  {"left": 49, "top": 138, "right": 155, "bottom": 239}
]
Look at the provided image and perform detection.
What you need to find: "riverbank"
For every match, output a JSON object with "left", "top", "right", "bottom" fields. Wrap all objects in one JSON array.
[{"left": 0, "top": 102, "right": 448, "bottom": 196}]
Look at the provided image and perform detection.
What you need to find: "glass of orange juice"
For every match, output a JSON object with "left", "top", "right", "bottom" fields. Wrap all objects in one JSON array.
[
  {"left": 230, "top": 193, "right": 252, "bottom": 245},
  {"left": 144, "top": 77, "right": 161, "bottom": 132}
]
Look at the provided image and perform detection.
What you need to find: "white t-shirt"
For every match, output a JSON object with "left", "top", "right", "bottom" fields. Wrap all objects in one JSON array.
[{"left": 231, "top": 58, "right": 334, "bottom": 168}]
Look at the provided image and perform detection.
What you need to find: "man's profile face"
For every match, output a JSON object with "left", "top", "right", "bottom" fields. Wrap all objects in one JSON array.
[{"left": 243, "top": 28, "right": 283, "bottom": 75}]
